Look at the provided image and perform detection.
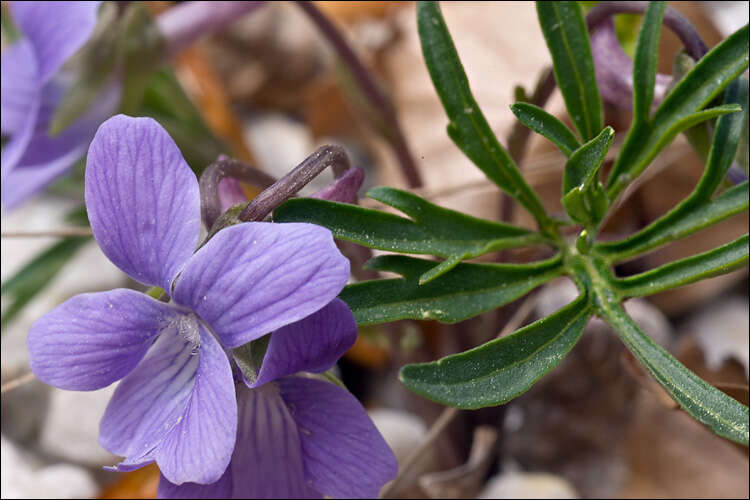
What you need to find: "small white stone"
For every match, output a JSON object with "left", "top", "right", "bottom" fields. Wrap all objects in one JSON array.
[
  {"left": 367, "top": 408, "right": 427, "bottom": 463},
  {"left": 243, "top": 112, "right": 322, "bottom": 192},
  {"left": 1, "top": 198, "right": 126, "bottom": 375},
  {"left": 38, "top": 385, "right": 118, "bottom": 466},
  {"left": 1, "top": 435, "right": 97, "bottom": 499},
  {"left": 689, "top": 296, "right": 749, "bottom": 377},
  {"left": 478, "top": 471, "right": 579, "bottom": 499}
]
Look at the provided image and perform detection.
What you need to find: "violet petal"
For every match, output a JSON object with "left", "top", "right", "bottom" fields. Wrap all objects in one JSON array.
[
  {"left": 173, "top": 222, "right": 350, "bottom": 349},
  {"left": 1, "top": 144, "right": 86, "bottom": 210},
  {"left": 279, "top": 376, "right": 398, "bottom": 499},
  {"left": 2, "top": 81, "right": 120, "bottom": 210},
  {"left": 310, "top": 166, "right": 365, "bottom": 204},
  {"left": 157, "top": 467, "right": 233, "bottom": 499},
  {"left": 10, "top": 1, "right": 101, "bottom": 84},
  {"left": 218, "top": 177, "right": 247, "bottom": 212},
  {"left": 154, "top": 325, "right": 237, "bottom": 485},
  {"left": 0, "top": 88, "right": 40, "bottom": 181},
  {"left": 100, "top": 319, "right": 236, "bottom": 485},
  {"left": 2, "top": 80, "right": 63, "bottom": 179},
  {"left": 250, "top": 299, "right": 357, "bottom": 387},
  {"left": 0, "top": 39, "right": 38, "bottom": 136},
  {"left": 85, "top": 115, "right": 201, "bottom": 291},
  {"left": 590, "top": 18, "right": 672, "bottom": 111},
  {"left": 27, "top": 289, "right": 172, "bottom": 391},
  {"left": 230, "top": 382, "right": 319, "bottom": 498}
]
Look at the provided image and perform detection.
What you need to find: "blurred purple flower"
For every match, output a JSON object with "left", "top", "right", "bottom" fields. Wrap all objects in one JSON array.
[
  {"left": 158, "top": 299, "right": 398, "bottom": 499},
  {"left": 27, "top": 115, "right": 351, "bottom": 486},
  {"left": 1, "top": 1, "right": 119, "bottom": 210},
  {"left": 590, "top": 18, "right": 671, "bottom": 111}
]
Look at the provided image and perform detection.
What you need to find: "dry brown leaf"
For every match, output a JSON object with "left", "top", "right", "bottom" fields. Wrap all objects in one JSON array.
[
  {"left": 98, "top": 463, "right": 160, "bottom": 499},
  {"left": 314, "top": 1, "right": 406, "bottom": 24}
]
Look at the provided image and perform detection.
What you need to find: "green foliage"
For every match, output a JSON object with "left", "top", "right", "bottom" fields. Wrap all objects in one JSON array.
[
  {"left": 595, "top": 181, "right": 748, "bottom": 262},
  {"left": 1, "top": 236, "right": 90, "bottom": 329},
  {"left": 13, "top": 0, "right": 745, "bottom": 449},
  {"left": 614, "top": 235, "right": 748, "bottom": 297},
  {"left": 275, "top": 1, "right": 750, "bottom": 445},
  {"left": 561, "top": 126, "right": 613, "bottom": 228},
  {"left": 632, "top": 2, "right": 666, "bottom": 124},
  {"left": 416, "top": 1, "right": 554, "bottom": 236},
  {"left": 596, "top": 79, "right": 749, "bottom": 262},
  {"left": 607, "top": 23, "right": 749, "bottom": 202},
  {"left": 339, "top": 254, "right": 564, "bottom": 325},
  {"left": 536, "top": 1, "right": 603, "bottom": 141},
  {"left": 274, "top": 187, "right": 550, "bottom": 283},
  {"left": 601, "top": 301, "right": 749, "bottom": 444},
  {"left": 1, "top": 207, "right": 91, "bottom": 329},
  {"left": 401, "top": 295, "right": 591, "bottom": 408},
  {"left": 510, "top": 102, "right": 581, "bottom": 157}
]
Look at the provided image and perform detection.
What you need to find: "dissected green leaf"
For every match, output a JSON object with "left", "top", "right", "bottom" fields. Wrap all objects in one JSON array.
[
  {"left": 1, "top": 236, "right": 91, "bottom": 329},
  {"left": 653, "top": 24, "right": 749, "bottom": 129},
  {"left": 694, "top": 78, "right": 749, "bottom": 198},
  {"left": 615, "top": 234, "right": 749, "bottom": 297},
  {"left": 669, "top": 51, "right": 713, "bottom": 162},
  {"left": 597, "top": 79, "right": 748, "bottom": 262},
  {"left": 510, "top": 102, "right": 581, "bottom": 157},
  {"left": 601, "top": 302, "right": 749, "bottom": 445},
  {"left": 417, "top": 1, "right": 552, "bottom": 234},
  {"left": 563, "top": 126, "right": 614, "bottom": 194},
  {"left": 595, "top": 181, "right": 749, "bottom": 262},
  {"left": 274, "top": 188, "right": 548, "bottom": 283},
  {"left": 607, "top": 24, "right": 749, "bottom": 201},
  {"left": 737, "top": 78, "right": 749, "bottom": 174},
  {"left": 632, "top": 2, "right": 666, "bottom": 124},
  {"left": 561, "top": 126, "right": 613, "bottom": 226},
  {"left": 400, "top": 294, "right": 591, "bottom": 408},
  {"left": 536, "top": 1, "right": 602, "bottom": 141},
  {"left": 339, "top": 254, "right": 563, "bottom": 325}
]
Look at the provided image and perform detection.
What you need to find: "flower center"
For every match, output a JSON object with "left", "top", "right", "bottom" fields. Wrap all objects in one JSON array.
[{"left": 162, "top": 312, "right": 202, "bottom": 354}]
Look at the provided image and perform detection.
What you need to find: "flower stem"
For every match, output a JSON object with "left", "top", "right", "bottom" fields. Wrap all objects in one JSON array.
[
  {"left": 586, "top": 1, "right": 708, "bottom": 61},
  {"left": 238, "top": 144, "right": 351, "bottom": 222},
  {"left": 200, "top": 155, "right": 277, "bottom": 229}
]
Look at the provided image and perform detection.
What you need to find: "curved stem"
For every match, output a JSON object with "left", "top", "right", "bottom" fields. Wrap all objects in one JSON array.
[
  {"left": 591, "top": 18, "right": 673, "bottom": 110},
  {"left": 200, "top": 155, "right": 277, "bottom": 229},
  {"left": 586, "top": 1, "right": 708, "bottom": 60},
  {"left": 311, "top": 166, "right": 365, "bottom": 203},
  {"left": 238, "top": 144, "right": 351, "bottom": 222}
]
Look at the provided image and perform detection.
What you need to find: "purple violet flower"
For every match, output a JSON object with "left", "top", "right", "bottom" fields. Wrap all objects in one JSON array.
[
  {"left": 1, "top": 1, "right": 119, "bottom": 210},
  {"left": 158, "top": 298, "right": 398, "bottom": 498},
  {"left": 27, "top": 114, "right": 356, "bottom": 486}
]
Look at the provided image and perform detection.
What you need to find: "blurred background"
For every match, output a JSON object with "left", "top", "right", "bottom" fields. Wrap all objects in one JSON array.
[{"left": 1, "top": 1, "right": 748, "bottom": 498}]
